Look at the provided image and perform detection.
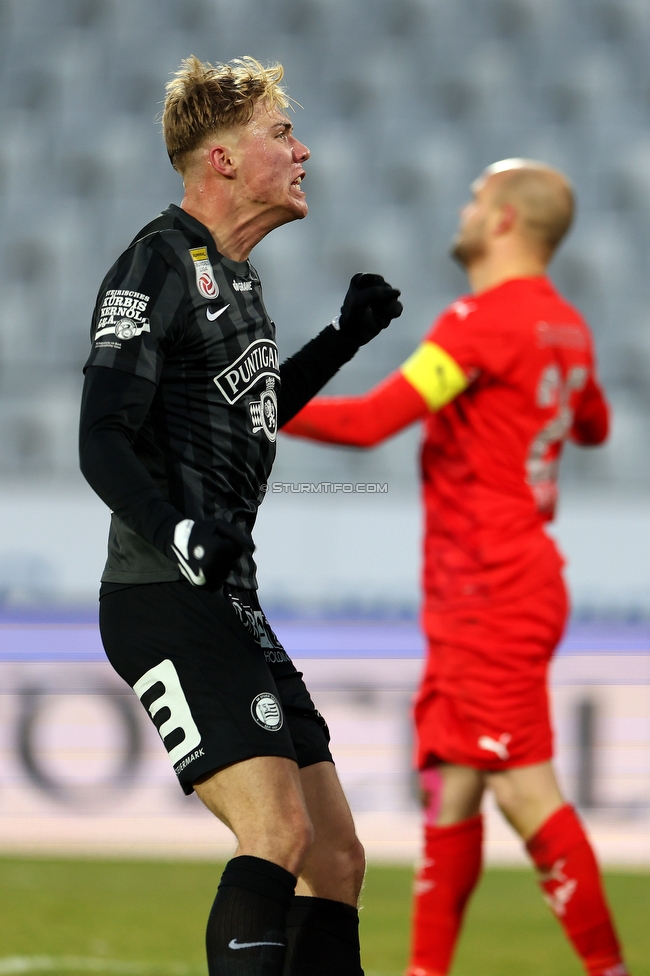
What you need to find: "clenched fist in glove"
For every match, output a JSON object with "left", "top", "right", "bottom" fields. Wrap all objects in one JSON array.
[
  {"left": 336, "top": 273, "right": 403, "bottom": 346},
  {"left": 169, "top": 518, "right": 253, "bottom": 589}
]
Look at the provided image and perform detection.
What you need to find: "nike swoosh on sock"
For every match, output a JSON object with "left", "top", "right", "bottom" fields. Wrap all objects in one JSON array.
[{"left": 228, "top": 938, "right": 285, "bottom": 949}]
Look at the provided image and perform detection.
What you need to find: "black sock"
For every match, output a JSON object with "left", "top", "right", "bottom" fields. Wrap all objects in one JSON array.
[
  {"left": 283, "top": 895, "right": 364, "bottom": 975},
  {"left": 206, "top": 855, "right": 297, "bottom": 976}
]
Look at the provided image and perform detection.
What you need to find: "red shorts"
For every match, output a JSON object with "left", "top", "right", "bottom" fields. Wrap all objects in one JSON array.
[{"left": 414, "top": 573, "right": 568, "bottom": 771}]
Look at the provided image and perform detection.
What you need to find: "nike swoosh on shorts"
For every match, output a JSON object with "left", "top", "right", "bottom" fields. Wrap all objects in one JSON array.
[
  {"left": 206, "top": 304, "right": 230, "bottom": 321},
  {"left": 228, "top": 938, "right": 285, "bottom": 949}
]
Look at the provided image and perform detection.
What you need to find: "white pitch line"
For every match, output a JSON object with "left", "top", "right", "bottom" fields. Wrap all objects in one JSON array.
[
  {"left": 0, "top": 960, "right": 397, "bottom": 976},
  {"left": 0, "top": 960, "right": 202, "bottom": 976}
]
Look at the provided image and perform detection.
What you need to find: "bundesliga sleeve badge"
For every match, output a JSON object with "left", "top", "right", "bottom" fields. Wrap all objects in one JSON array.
[{"left": 189, "top": 246, "right": 219, "bottom": 300}]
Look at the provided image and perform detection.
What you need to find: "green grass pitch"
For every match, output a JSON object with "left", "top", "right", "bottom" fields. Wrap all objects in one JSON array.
[{"left": 0, "top": 858, "right": 647, "bottom": 975}]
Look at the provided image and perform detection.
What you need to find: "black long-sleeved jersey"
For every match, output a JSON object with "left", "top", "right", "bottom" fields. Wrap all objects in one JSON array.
[{"left": 80, "top": 204, "right": 359, "bottom": 590}]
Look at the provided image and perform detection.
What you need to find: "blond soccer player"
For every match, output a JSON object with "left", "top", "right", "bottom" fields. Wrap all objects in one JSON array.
[{"left": 79, "top": 56, "right": 402, "bottom": 976}]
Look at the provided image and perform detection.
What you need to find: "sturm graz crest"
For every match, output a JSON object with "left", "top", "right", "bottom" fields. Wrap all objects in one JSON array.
[
  {"left": 260, "top": 388, "right": 277, "bottom": 440},
  {"left": 249, "top": 378, "right": 278, "bottom": 442},
  {"left": 250, "top": 692, "right": 283, "bottom": 731}
]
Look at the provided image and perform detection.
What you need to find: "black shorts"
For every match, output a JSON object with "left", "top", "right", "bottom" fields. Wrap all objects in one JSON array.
[{"left": 99, "top": 580, "right": 332, "bottom": 795}]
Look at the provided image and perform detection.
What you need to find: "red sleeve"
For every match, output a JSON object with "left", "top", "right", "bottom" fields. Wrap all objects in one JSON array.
[
  {"left": 424, "top": 298, "right": 511, "bottom": 383},
  {"left": 428, "top": 309, "right": 478, "bottom": 374},
  {"left": 570, "top": 375, "right": 610, "bottom": 445},
  {"left": 281, "top": 370, "right": 428, "bottom": 447}
]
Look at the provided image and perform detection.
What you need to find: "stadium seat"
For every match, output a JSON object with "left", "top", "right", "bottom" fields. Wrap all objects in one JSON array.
[{"left": 0, "top": 0, "right": 646, "bottom": 485}]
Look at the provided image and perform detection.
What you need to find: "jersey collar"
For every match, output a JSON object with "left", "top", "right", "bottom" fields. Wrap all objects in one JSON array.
[{"left": 165, "top": 204, "right": 251, "bottom": 279}]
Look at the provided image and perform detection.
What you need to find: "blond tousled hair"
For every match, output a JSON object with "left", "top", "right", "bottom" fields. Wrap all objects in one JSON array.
[{"left": 162, "top": 56, "right": 291, "bottom": 172}]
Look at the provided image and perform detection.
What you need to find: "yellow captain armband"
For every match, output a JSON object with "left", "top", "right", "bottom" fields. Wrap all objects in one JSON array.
[{"left": 400, "top": 341, "right": 468, "bottom": 411}]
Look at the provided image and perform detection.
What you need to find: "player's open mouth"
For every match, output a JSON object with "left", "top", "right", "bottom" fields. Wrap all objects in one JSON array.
[{"left": 291, "top": 175, "right": 304, "bottom": 187}]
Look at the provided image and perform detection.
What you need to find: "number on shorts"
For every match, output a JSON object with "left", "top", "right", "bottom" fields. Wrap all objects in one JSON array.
[{"left": 133, "top": 659, "right": 201, "bottom": 766}]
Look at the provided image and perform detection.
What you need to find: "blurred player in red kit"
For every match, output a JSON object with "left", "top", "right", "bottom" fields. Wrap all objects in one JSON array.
[{"left": 282, "top": 160, "right": 629, "bottom": 976}]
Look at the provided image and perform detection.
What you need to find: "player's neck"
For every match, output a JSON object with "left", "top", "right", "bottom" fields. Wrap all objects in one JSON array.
[
  {"left": 466, "top": 253, "right": 548, "bottom": 295},
  {"left": 181, "top": 191, "right": 295, "bottom": 263}
]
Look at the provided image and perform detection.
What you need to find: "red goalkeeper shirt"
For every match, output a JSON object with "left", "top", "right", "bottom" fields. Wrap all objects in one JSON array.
[{"left": 283, "top": 276, "right": 609, "bottom": 609}]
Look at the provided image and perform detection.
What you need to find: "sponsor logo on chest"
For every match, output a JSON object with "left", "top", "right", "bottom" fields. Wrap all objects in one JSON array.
[
  {"left": 189, "top": 246, "right": 219, "bottom": 300},
  {"left": 232, "top": 279, "right": 253, "bottom": 292},
  {"left": 213, "top": 338, "right": 279, "bottom": 404}
]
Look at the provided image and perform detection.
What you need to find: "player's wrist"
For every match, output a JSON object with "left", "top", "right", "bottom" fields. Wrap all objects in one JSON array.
[{"left": 324, "top": 321, "right": 362, "bottom": 359}]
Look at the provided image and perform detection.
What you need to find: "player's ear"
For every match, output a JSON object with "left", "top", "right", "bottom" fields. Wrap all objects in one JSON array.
[
  {"left": 207, "top": 143, "right": 237, "bottom": 179},
  {"left": 494, "top": 202, "right": 517, "bottom": 236}
]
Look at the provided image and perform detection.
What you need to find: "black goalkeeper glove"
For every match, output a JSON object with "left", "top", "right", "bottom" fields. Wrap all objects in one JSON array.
[
  {"left": 168, "top": 518, "right": 253, "bottom": 590},
  {"left": 336, "top": 272, "right": 403, "bottom": 346}
]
